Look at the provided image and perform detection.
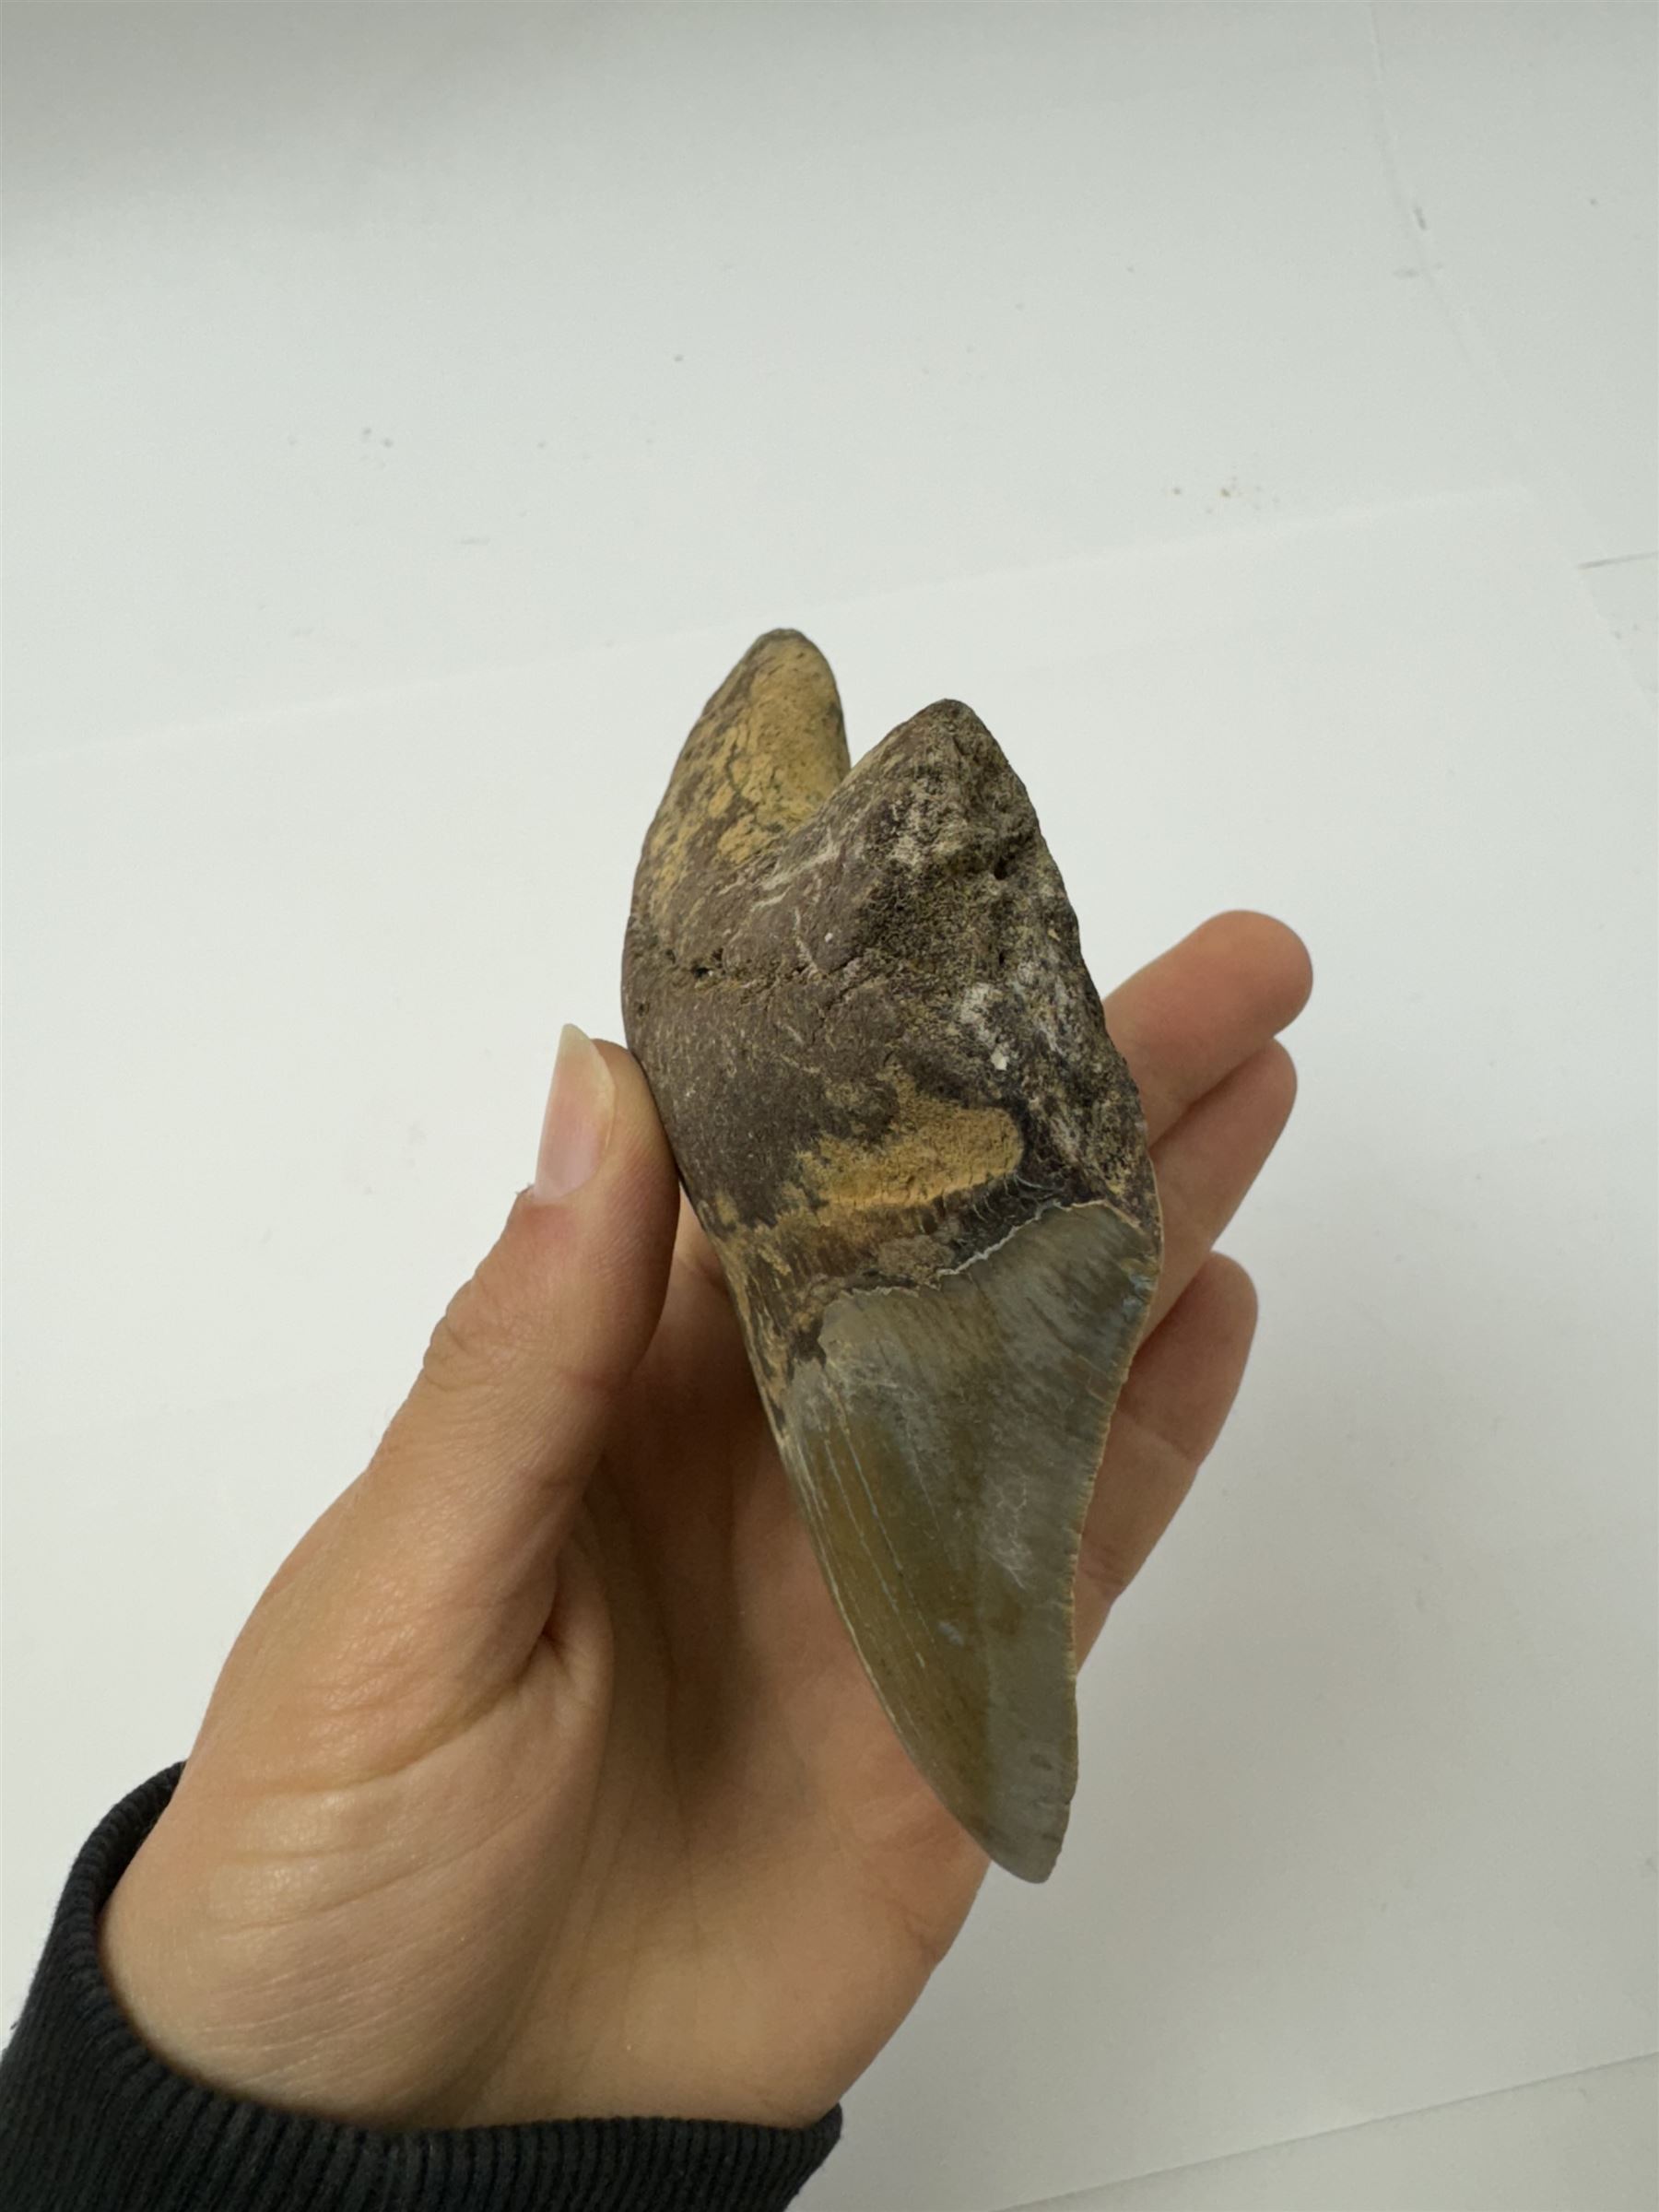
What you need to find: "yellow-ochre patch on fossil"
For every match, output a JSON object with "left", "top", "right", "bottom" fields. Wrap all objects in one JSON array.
[
  {"left": 647, "top": 633, "right": 850, "bottom": 898},
  {"left": 724, "top": 633, "right": 846, "bottom": 830},
  {"left": 799, "top": 1076, "right": 1021, "bottom": 1218},
  {"left": 711, "top": 1077, "right": 1025, "bottom": 1326}
]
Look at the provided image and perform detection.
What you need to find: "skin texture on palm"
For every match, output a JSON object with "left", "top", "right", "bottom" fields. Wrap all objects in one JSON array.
[{"left": 99, "top": 912, "right": 1311, "bottom": 2136}]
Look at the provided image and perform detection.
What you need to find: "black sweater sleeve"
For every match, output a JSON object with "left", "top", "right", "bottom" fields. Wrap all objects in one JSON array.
[{"left": 0, "top": 1766, "right": 841, "bottom": 2212}]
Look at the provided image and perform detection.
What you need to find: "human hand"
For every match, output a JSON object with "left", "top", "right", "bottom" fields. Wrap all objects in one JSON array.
[{"left": 99, "top": 910, "right": 1311, "bottom": 2136}]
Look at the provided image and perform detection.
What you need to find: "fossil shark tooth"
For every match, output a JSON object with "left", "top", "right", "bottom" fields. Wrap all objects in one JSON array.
[{"left": 621, "top": 630, "right": 1162, "bottom": 1880}]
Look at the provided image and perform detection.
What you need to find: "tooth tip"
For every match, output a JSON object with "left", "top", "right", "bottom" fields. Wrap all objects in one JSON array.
[
  {"left": 777, "top": 1200, "right": 1156, "bottom": 1883},
  {"left": 738, "top": 627, "right": 835, "bottom": 678}
]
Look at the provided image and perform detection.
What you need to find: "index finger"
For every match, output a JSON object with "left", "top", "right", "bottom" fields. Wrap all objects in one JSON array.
[{"left": 1104, "top": 910, "right": 1312, "bottom": 1143}]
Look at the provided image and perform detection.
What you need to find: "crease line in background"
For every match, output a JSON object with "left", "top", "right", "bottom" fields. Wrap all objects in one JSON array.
[
  {"left": 1364, "top": 1, "right": 1612, "bottom": 572},
  {"left": 0, "top": 484, "right": 1571, "bottom": 770}
]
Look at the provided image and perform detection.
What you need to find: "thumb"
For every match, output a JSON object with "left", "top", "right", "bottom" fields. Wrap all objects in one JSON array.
[{"left": 315, "top": 1026, "right": 680, "bottom": 1687}]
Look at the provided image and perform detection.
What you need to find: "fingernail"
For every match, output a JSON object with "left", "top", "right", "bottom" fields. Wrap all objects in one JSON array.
[{"left": 533, "top": 1025, "right": 616, "bottom": 1202}]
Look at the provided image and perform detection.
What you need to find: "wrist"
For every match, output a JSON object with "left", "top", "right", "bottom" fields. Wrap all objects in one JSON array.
[{"left": 5, "top": 1766, "right": 845, "bottom": 2212}]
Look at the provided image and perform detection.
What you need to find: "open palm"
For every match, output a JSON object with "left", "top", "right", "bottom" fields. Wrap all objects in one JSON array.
[{"left": 100, "top": 911, "right": 1310, "bottom": 2140}]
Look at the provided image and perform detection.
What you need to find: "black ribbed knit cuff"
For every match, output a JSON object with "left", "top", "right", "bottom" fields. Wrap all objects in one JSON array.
[{"left": 0, "top": 1765, "right": 841, "bottom": 2212}]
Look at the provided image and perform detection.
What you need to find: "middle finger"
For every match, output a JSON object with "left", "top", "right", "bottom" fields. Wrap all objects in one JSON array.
[{"left": 1144, "top": 1038, "right": 1298, "bottom": 1330}]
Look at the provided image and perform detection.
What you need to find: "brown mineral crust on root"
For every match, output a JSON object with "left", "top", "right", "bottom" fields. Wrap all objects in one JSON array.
[{"left": 625, "top": 635, "right": 1156, "bottom": 1380}]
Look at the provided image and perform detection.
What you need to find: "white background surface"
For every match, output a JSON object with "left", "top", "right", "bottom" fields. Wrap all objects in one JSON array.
[{"left": 5, "top": 8, "right": 1655, "bottom": 2211}]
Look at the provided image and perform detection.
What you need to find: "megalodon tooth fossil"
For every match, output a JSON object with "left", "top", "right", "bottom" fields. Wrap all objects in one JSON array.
[{"left": 622, "top": 630, "right": 1162, "bottom": 1879}]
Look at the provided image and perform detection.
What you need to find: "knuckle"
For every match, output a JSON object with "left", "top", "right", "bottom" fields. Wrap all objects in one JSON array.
[
  {"left": 1203, "top": 1250, "right": 1260, "bottom": 1321},
  {"left": 1075, "top": 1531, "right": 1135, "bottom": 1616},
  {"left": 1259, "top": 1037, "right": 1298, "bottom": 1109},
  {"left": 419, "top": 1271, "right": 535, "bottom": 1399}
]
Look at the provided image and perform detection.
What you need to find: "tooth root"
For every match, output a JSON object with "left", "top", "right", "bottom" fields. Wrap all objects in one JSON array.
[
  {"left": 635, "top": 629, "right": 851, "bottom": 929},
  {"left": 623, "top": 631, "right": 1162, "bottom": 1880}
]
